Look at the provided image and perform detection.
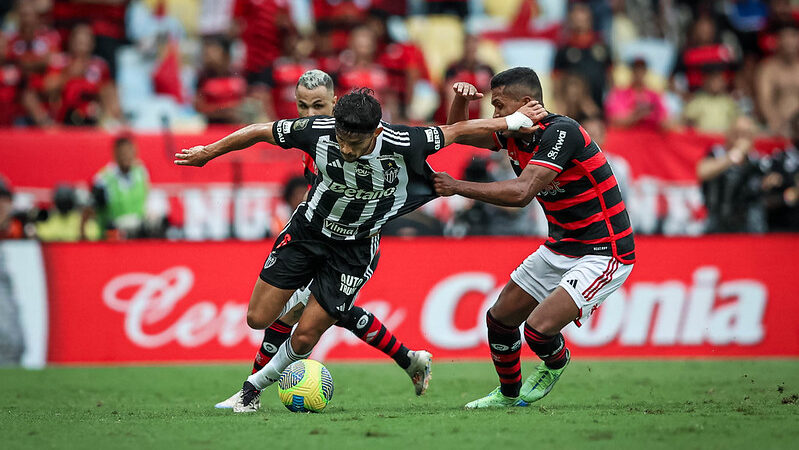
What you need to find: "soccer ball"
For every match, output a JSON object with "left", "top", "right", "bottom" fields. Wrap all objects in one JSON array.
[{"left": 277, "top": 359, "right": 334, "bottom": 413}]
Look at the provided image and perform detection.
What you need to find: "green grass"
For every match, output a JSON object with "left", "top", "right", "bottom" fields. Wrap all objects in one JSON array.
[{"left": 2, "top": 360, "right": 798, "bottom": 449}]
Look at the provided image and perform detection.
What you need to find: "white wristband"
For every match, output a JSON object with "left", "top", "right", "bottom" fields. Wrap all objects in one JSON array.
[{"left": 505, "top": 111, "right": 533, "bottom": 131}]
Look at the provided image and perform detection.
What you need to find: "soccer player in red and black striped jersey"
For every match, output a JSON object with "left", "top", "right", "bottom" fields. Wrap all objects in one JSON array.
[{"left": 435, "top": 67, "right": 635, "bottom": 408}]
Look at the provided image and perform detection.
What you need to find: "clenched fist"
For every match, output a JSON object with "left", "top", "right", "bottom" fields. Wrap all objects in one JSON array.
[
  {"left": 452, "top": 82, "right": 483, "bottom": 101},
  {"left": 433, "top": 171, "right": 459, "bottom": 197}
]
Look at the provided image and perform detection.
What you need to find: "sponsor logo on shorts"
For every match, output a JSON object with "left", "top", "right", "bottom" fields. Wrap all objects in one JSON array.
[
  {"left": 339, "top": 274, "right": 364, "bottom": 296},
  {"left": 566, "top": 279, "right": 578, "bottom": 289},
  {"left": 323, "top": 219, "right": 358, "bottom": 236},
  {"left": 263, "top": 252, "right": 277, "bottom": 269}
]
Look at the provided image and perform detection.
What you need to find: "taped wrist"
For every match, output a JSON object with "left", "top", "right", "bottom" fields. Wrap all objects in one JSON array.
[{"left": 505, "top": 111, "right": 533, "bottom": 131}]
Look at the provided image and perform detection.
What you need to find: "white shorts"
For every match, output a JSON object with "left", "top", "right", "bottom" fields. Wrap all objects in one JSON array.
[{"left": 510, "top": 245, "right": 633, "bottom": 326}]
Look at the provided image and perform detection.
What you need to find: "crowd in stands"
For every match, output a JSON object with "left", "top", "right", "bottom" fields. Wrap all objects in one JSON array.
[{"left": 1, "top": 0, "right": 799, "bottom": 239}]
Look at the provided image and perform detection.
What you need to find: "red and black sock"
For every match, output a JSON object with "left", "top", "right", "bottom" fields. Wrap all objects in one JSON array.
[
  {"left": 251, "top": 320, "right": 292, "bottom": 374},
  {"left": 486, "top": 311, "right": 523, "bottom": 398},
  {"left": 523, "top": 324, "right": 569, "bottom": 370},
  {"left": 337, "top": 305, "right": 411, "bottom": 369}
]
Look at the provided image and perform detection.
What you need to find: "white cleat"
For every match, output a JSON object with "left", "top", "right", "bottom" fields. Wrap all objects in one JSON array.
[
  {"left": 214, "top": 390, "right": 241, "bottom": 409},
  {"left": 405, "top": 350, "right": 433, "bottom": 396},
  {"left": 233, "top": 381, "right": 261, "bottom": 413}
]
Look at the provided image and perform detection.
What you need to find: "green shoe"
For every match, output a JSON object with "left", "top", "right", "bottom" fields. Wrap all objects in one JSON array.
[
  {"left": 519, "top": 350, "right": 570, "bottom": 404},
  {"left": 464, "top": 387, "right": 529, "bottom": 409}
]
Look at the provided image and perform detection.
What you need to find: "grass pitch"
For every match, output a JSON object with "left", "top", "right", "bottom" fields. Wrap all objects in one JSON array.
[{"left": 2, "top": 360, "right": 798, "bottom": 450}]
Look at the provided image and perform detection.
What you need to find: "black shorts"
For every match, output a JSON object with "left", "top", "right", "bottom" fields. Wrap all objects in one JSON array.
[{"left": 259, "top": 215, "right": 380, "bottom": 319}]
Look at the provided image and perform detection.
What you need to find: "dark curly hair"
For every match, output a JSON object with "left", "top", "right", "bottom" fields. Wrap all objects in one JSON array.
[{"left": 333, "top": 87, "right": 382, "bottom": 134}]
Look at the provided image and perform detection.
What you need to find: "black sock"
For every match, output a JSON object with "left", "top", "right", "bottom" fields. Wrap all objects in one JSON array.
[
  {"left": 523, "top": 324, "right": 569, "bottom": 370},
  {"left": 337, "top": 305, "right": 411, "bottom": 369},
  {"left": 486, "top": 311, "right": 522, "bottom": 397}
]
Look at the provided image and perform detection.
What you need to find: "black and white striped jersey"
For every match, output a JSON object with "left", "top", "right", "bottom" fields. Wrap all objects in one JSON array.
[{"left": 272, "top": 115, "right": 445, "bottom": 240}]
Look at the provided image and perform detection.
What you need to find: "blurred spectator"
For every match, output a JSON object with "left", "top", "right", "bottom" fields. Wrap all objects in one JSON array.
[
  {"left": 6, "top": 1, "right": 60, "bottom": 80},
  {"left": 382, "top": 209, "right": 444, "bottom": 237},
  {"left": 696, "top": 115, "right": 767, "bottom": 233},
  {"left": 447, "top": 157, "right": 530, "bottom": 236},
  {"left": 198, "top": 0, "right": 236, "bottom": 37},
  {"left": 683, "top": 67, "right": 741, "bottom": 134},
  {"left": 336, "top": 26, "right": 396, "bottom": 120},
  {"left": 0, "top": 178, "right": 25, "bottom": 239},
  {"left": 442, "top": 34, "right": 493, "bottom": 120},
  {"left": 555, "top": 72, "right": 601, "bottom": 124},
  {"left": 271, "top": 175, "right": 307, "bottom": 237},
  {"left": 35, "top": 184, "right": 100, "bottom": 241},
  {"left": 312, "top": 0, "right": 370, "bottom": 54},
  {"left": 605, "top": 58, "right": 669, "bottom": 129},
  {"left": 673, "top": 13, "right": 738, "bottom": 94},
  {"left": 762, "top": 111, "right": 799, "bottom": 231},
  {"left": 92, "top": 135, "right": 149, "bottom": 238},
  {"left": 267, "top": 34, "right": 318, "bottom": 120},
  {"left": 754, "top": 0, "right": 799, "bottom": 55},
  {"left": 194, "top": 36, "right": 249, "bottom": 124},
  {"left": 234, "top": 0, "right": 293, "bottom": 88},
  {"left": 43, "top": 23, "right": 123, "bottom": 126},
  {"left": 425, "top": 0, "right": 468, "bottom": 18},
  {"left": 554, "top": 3, "right": 611, "bottom": 108},
  {"left": 0, "top": 32, "right": 24, "bottom": 126},
  {"left": 369, "top": 11, "right": 434, "bottom": 122},
  {"left": 723, "top": 0, "right": 769, "bottom": 54},
  {"left": 51, "top": 0, "right": 131, "bottom": 77},
  {"left": 755, "top": 23, "right": 799, "bottom": 136},
  {"left": 608, "top": 0, "right": 639, "bottom": 60}
]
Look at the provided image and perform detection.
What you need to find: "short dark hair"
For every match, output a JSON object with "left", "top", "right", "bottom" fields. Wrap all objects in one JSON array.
[
  {"left": 333, "top": 87, "right": 382, "bottom": 134},
  {"left": 113, "top": 135, "right": 134, "bottom": 150},
  {"left": 283, "top": 176, "right": 308, "bottom": 204},
  {"left": 202, "top": 35, "right": 232, "bottom": 56},
  {"left": 490, "top": 67, "right": 544, "bottom": 104}
]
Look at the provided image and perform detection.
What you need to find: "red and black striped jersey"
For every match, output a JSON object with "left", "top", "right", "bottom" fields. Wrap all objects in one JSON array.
[{"left": 493, "top": 113, "right": 635, "bottom": 264}]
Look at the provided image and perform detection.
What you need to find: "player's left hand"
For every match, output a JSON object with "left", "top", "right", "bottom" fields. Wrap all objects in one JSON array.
[
  {"left": 518, "top": 101, "right": 548, "bottom": 125},
  {"left": 433, "top": 171, "right": 459, "bottom": 197},
  {"left": 174, "top": 146, "right": 212, "bottom": 167}
]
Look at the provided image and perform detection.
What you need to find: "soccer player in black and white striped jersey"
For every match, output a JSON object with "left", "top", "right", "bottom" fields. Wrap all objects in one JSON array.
[
  {"left": 175, "top": 87, "right": 546, "bottom": 412},
  {"left": 213, "top": 70, "right": 436, "bottom": 410}
]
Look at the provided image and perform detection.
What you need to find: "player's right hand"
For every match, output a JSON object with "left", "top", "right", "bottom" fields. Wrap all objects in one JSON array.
[
  {"left": 174, "top": 146, "right": 211, "bottom": 167},
  {"left": 452, "top": 82, "right": 483, "bottom": 101}
]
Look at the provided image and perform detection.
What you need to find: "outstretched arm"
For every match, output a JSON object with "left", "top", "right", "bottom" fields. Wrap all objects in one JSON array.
[
  {"left": 438, "top": 101, "right": 546, "bottom": 147},
  {"left": 445, "top": 82, "right": 496, "bottom": 149},
  {"left": 433, "top": 164, "right": 558, "bottom": 207},
  {"left": 174, "top": 122, "right": 276, "bottom": 167}
]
